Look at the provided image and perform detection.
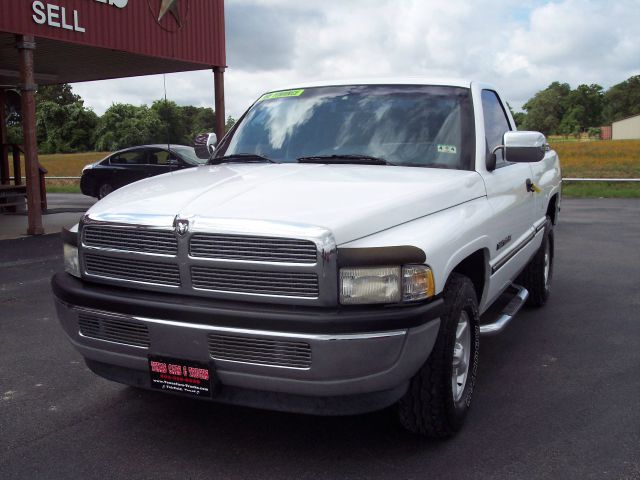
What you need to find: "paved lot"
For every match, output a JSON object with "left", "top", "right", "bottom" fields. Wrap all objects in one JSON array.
[
  {"left": 0, "top": 193, "right": 95, "bottom": 240},
  {"left": 1, "top": 199, "right": 639, "bottom": 480}
]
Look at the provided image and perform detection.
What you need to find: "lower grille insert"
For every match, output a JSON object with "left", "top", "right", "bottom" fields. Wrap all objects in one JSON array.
[
  {"left": 208, "top": 334, "right": 312, "bottom": 369},
  {"left": 191, "top": 266, "right": 318, "bottom": 298},
  {"left": 78, "top": 311, "right": 150, "bottom": 348}
]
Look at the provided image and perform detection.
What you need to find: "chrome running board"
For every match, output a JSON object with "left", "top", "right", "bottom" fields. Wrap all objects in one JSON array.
[{"left": 480, "top": 284, "right": 529, "bottom": 336}]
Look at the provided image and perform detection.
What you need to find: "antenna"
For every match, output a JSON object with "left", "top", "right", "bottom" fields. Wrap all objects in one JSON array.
[{"left": 163, "top": 74, "right": 171, "bottom": 154}]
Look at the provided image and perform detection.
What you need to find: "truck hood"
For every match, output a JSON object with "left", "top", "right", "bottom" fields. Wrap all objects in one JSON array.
[{"left": 87, "top": 163, "right": 486, "bottom": 244}]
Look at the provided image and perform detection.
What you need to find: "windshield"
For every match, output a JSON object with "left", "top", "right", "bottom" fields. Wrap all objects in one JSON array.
[
  {"left": 217, "top": 85, "right": 475, "bottom": 169},
  {"left": 172, "top": 146, "right": 205, "bottom": 165}
]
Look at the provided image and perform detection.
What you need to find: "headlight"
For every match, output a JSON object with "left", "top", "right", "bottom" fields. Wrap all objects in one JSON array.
[
  {"left": 340, "top": 266, "right": 401, "bottom": 305},
  {"left": 339, "top": 264, "right": 435, "bottom": 305},
  {"left": 62, "top": 225, "right": 81, "bottom": 278}
]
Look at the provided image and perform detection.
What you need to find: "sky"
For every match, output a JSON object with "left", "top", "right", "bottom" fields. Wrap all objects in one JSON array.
[{"left": 72, "top": 0, "right": 640, "bottom": 119}]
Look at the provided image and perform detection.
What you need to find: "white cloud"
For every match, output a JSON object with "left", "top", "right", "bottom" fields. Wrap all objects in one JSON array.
[{"left": 72, "top": 0, "right": 640, "bottom": 117}]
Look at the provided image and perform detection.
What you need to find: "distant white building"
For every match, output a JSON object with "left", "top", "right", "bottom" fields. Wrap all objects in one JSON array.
[{"left": 612, "top": 114, "right": 640, "bottom": 140}]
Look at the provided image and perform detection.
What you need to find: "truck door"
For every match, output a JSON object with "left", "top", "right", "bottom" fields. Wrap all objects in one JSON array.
[{"left": 479, "top": 90, "right": 536, "bottom": 304}]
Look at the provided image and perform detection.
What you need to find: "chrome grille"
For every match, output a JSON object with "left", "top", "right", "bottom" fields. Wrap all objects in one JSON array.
[
  {"left": 191, "top": 266, "right": 319, "bottom": 298},
  {"left": 83, "top": 226, "right": 177, "bottom": 255},
  {"left": 78, "top": 311, "right": 150, "bottom": 348},
  {"left": 190, "top": 233, "right": 317, "bottom": 264},
  {"left": 208, "top": 333, "right": 311, "bottom": 369},
  {"left": 84, "top": 254, "right": 181, "bottom": 287}
]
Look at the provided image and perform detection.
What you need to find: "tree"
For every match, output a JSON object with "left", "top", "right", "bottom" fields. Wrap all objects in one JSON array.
[
  {"left": 557, "top": 106, "right": 582, "bottom": 138},
  {"left": 602, "top": 75, "right": 640, "bottom": 123},
  {"left": 32, "top": 84, "right": 98, "bottom": 153},
  {"left": 225, "top": 115, "right": 236, "bottom": 132},
  {"left": 182, "top": 105, "right": 216, "bottom": 142},
  {"left": 521, "top": 82, "right": 571, "bottom": 134},
  {"left": 94, "top": 103, "right": 162, "bottom": 151},
  {"left": 563, "top": 84, "right": 604, "bottom": 130},
  {"left": 36, "top": 101, "right": 98, "bottom": 153},
  {"left": 150, "top": 99, "right": 188, "bottom": 145},
  {"left": 507, "top": 102, "right": 526, "bottom": 128},
  {"left": 36, "top": 84, "right": 82, "bottom": 108}
]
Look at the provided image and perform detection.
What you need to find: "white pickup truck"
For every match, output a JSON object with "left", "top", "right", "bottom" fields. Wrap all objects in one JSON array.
[{"left": 53, "top": 79, "right": 561, "bottom": 438}]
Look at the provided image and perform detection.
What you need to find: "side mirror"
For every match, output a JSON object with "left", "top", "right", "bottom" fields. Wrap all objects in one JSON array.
[
  {"left": 206, "top": 133, "right": 217, "bottom": 154},
  {"left": 168, "top": 158, "right": 179, "bottom": 167},
  {"left": 194, "top": 132, "right": 217, "bottom": 159},
  {"left": 493, "top": 131, "right": 548, "bottom": 163}
]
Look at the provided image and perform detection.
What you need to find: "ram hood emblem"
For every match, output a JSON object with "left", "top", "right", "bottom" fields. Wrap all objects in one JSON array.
[{"left": 174, "top": 218, "right": 189, "bottom": 236}]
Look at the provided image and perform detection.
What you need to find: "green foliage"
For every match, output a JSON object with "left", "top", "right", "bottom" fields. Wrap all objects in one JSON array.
[
  {"left": 587, "top": 127, "right": 601, "bottom": 139},
  {"left": 34, "top": 87, "right": 98, "bottom": 153},
  {"left": 150, "top": 99, "right": 188, "bottom": 145},
  {"left": 183, "top": 105, "right": 216, "bottom": 140},
  {"left": 6, "top": 124, "right": 23, "bottom": 144},
  {"left": 523, "top": 82, "right": 606, "bottom": 135},
  {"left": 506, "top": 102, "right": 526, "bottom": 127},
  {"left": 602, "top": 75, "right": 640, "bottom": 123},
  {"left": 565, "top": 84, "right": 604, "bottom": 130},
  {"left": 225, "top": 115, "right": 237, "bottom": 132},
  {"left": 19, "top": 83, "right": 234, "bottom": 153},
  {"left": 94, "top": 103, "right": 163, "bottom": 151},
  {"left": 36, "top": 84, "right": 82, "bottom": 107},
  {"left": 39, "top": 103, "right": 96, "bottom": 153},
  {"left": 521, "top": 82, "right": 571, "bottom": 134}
]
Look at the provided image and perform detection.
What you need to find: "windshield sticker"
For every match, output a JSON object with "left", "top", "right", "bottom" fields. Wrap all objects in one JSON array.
[
  {"left": 437, "top": 144, "right": 457, "bottom": 154},
  {"left": 258, "top": 89, "right": 305, "bottom": 102}
]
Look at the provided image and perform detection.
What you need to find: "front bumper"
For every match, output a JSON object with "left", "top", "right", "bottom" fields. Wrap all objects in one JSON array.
[{"left": 52, "top": 273, "right": 443, "bottom": 414}]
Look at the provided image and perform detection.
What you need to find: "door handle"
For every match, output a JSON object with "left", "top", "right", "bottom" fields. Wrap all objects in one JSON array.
[{"left": 526, "top": 179, "right": 541, "bottom": 193}]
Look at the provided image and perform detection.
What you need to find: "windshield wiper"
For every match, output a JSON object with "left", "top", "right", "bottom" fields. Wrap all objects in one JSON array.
[
  {"left": 296, "top": 154, "right": 394, "bottom": 166},
  {"left": 208, "top": 153, "right": 276, "bottom": 165}
]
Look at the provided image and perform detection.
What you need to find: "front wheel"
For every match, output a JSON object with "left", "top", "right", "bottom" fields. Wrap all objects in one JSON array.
[
  {"left": 517, "top": 217, "right": 554, "bottom": 307},
  {"left": 397, "top": 273, "right": 480, "bottom": 438}
]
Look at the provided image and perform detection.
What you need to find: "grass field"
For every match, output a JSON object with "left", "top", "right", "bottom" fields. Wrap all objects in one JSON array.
[
  {"left": 549, "top": 139, "right": 640, "bottom": 198},
  {"left": 550, "top": 140, "right": 640, "bottom": 178},
  {"left": 9, "top": 152, "right": 109, "bottom": 194},
  {"left": 11, "top": 140, "right": 640, "bottom": 197}
]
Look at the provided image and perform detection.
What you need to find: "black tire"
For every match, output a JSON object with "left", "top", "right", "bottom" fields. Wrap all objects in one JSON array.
[
  {"left": 97, "top": 183, "right": 114, "bottom": 199},
  {"left": 517, "top": 217, "right": 554, "bottom": 307},
  {"left": 397, "top": 273, "right": 480, "bottom": 438}
]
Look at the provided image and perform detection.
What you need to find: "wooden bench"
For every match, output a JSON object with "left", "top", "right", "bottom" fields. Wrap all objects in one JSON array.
[{"left": 0, "top": 184, "right": 27, "bottom": 211}]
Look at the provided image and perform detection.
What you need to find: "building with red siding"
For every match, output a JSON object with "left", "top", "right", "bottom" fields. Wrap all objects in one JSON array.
[{"left": 0, "top": 0, "right": 226, "bottom": 234}]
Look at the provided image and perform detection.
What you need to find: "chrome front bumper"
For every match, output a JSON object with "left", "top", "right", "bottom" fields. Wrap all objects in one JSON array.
[{"left": 54, "top": 298, "right": 440, "bottom": 400}]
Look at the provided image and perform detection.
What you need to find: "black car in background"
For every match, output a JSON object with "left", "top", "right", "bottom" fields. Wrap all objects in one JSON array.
[{"left": 80, "top": 145, "right": 204, "bottom": 199}]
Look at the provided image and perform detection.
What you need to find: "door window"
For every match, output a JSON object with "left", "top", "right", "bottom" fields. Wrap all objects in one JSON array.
[
  {"left": 110, "top": 150, "right": 147, "bottom": 165},
  {"left": 482, "top": 90, "right": 512, "bottom": 167}
]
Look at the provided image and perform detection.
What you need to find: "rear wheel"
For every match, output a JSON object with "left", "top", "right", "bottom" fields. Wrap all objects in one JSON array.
[
  {"left": 97, "top": 183, "right": 113, "bottom": 199},
  {"left": 397, "top": 273, "right": 480, "bottom": 438},
  {"left": 518, "top": 217, "right": 554, "bottom": 307}
]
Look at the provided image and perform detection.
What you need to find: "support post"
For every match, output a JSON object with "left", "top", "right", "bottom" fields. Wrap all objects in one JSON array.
[
  {"left": 16, "top": 35, "right": 43, "bottom": 235},
  {"left": 0, "top": 90, "right": 9, "bottom": 185},
  {"left": 213, "top": 66, "right": 226, "bottom": 142},
  {"left": 13, "top": 146, "right": 22, "bottom": 185}
]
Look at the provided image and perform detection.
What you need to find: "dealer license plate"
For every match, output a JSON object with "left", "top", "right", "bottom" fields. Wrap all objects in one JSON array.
[{"left": 148, "top": 356, "right": 213, "bottom": 398}]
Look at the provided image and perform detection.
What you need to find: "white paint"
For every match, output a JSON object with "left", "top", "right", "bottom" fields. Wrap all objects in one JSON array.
[
  {"left": 89, "top": 163, "right": 486, "bottom": 246},
  {"left": 46, "top": 3, "right": 60, "bottom": 27},
  {"left": 31, "top": 1, "right": 86, "bottom": 33},
  {"left": 94, "top": 0, "right": 129, "bottom": 8},
  {"left": 2, "top": 390, "right": 16, "bottom": 401},
  {"left": 31, "top": 1, "right": 46, "bottom": 24}
]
